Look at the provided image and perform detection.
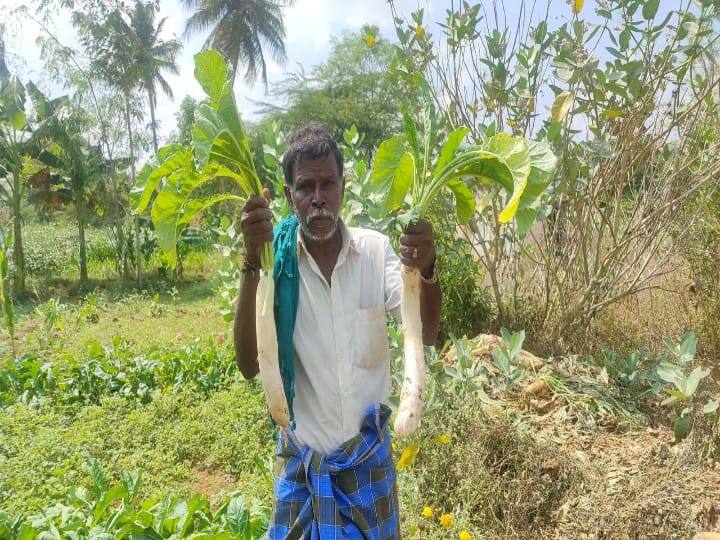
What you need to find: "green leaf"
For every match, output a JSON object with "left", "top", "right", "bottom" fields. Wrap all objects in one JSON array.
[
  {"left": 194, "top": 50, "right": 228, "bottom": 103},
  {"left": 434, "top": 127, "right": 470, "bottom": 177},
  {"left": 662, "top": 336, "right": 680, "bottom": 357},
  {"left": 151, "top": 189, "right": 185, "bottom": 266},
  {"left": 401, "top": 109, "right": 420, "bottom": 162},
  {"left": 684, "top": 367, "right": 709, "bottom": 397},
  {"left": 517, "top": 139, "right": 556, "bottom": 210},
  {"left": 678, "top": 332, "right": 697, "bottom": 365},
  {"left": 484, "top": 134, "right": 531, "bottom": 222},
  {"left": 371, "top": 135, "right": 407, "bottom": 195},
  {"left": 93, "top": 484, "right": 126, "bottom": 523},
  {"left": 656, "top": 361, "right": 683, "bottom": 386},
  {"left": 515, "top": 208, "right": 537, "bottom": 238},
  {"left": 673, "top": 415, "right": 691, "bottom": 442},
  {"left": 445, "top": 179, "right": 475, "bottom": 224},
  {"left": 135, "top": 149, "right": 193, "bottom": 214},
  {"left": 704, "top": 399, "right": 719, "bottom": 415},
  {"left": 551, "top": 91, "right": 574, "bottom": 122},
  {"left": 226, "top": 495, "right": 249, "bottom": 535},
  {"left": 642, "top": 0, "right": 660, "bottom": 20},
  {"left": 421, "top": 101, "right": 438, "bottom": 177},
  {"left": 386, "top": 152, "right": 415, "bottom": 211}
]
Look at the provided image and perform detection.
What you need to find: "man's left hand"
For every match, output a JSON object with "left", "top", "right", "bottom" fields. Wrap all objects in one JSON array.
[{"left": 399, "top": 220, "right": 436, "bottom": 279}]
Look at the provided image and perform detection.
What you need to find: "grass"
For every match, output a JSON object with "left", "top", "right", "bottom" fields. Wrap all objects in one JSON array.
[
  {"left": 3, "top": 282, "right": 227, "bottom": 361},
  {"left": 0, "top": 381, "right": 274, "bottom": 515}
]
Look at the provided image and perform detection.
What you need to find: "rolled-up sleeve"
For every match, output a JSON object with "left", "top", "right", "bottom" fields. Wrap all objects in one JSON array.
[{"left": 383, "top": 236, "right": 402, "bottom": 320}]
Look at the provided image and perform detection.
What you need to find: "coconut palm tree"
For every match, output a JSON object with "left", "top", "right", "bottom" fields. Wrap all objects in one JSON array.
[
  {"left": 125, "top": 1, "right": 182, "bottom": 153},
  {"left": 182, "top": 0, "right": 291, "bottom": 87}
]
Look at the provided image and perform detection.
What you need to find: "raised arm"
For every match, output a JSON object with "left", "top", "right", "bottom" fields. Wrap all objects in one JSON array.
[{"left": 233, "top": 189, "right": 273, "bottom": 379}]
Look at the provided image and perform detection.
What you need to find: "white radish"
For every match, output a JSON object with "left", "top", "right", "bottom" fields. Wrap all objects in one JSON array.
[
  {"left": 394, "top": 265, "right": 425, "bottom": 437},
  {"left": 255, "top": 270, "right": 290, "bottom": 428}
]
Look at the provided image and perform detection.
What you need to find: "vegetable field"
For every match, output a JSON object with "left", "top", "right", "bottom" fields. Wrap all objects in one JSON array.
[{"left": 1, "top": 0, "right": 719, "bottom": 538}]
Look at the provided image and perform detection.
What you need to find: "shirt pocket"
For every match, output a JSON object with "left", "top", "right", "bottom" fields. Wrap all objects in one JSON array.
[{"left": 354, "top": 306, "right": 389, "bottom": 368}]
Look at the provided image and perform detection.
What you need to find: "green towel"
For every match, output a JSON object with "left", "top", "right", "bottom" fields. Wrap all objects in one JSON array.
[{"left": 273, "top": 214, "right": 299, "bottom": 423}]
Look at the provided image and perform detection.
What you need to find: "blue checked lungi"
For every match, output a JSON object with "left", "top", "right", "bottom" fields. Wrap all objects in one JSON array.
[{"left": 268, "top": 404, "right": 400, "bottom": 539}]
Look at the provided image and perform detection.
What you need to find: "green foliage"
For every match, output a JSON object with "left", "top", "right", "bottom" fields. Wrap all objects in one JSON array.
[
  {"left": 0, "top": 222, "right": 14, "bottom": 345},
  {"left": 135, "top": 50, "right": 267, "bottom": 270},
  {"left": 0, "top": 339, "right": 273, "bottom": 515},
  {"left": 491, "top": 328, "right": 526, "bottom": 389},
  {"left": 1, "top": 452, "right": 269, "bottom": 539},
  {"left": 260, "top": 29, "right": 412, "bottom": 151},
  {"left": 371, "top": 97, "right": 555, "bottom": 227},
  {"left": 182, "top": 0, "right": 288, "bottom": 86},
  {"left": 655, "top": 333, "right": 716, "bottom": 441},
  {"left": 0, "top": 337, "right": 237, "bottom": 409}
]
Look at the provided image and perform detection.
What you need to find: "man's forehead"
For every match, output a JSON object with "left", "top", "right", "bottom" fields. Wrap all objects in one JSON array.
[{"left": 293, "top": 154, "right": 339, "bottom": 180}]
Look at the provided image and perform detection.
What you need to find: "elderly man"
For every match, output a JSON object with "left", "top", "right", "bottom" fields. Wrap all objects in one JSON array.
[{"left": 234, "top": 123, "right": 441, "bottom": 539}]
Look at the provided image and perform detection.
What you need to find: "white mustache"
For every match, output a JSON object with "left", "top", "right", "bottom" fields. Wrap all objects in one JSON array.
[{"left": 305, "top": 207, "right": 336, "bottom": 224}]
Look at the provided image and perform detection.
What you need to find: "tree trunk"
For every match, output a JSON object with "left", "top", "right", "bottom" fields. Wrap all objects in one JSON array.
[
  {"left": 148, "top": 90, "right": 159, "bottom": 154},
  {"left": 76, "top": 188, "right": 88, "bottom": 285},
  {"left": 11, "top": 189, "right": 25, "bottom": 298},
  {"left": 124, "top": 94, "right": 143, "bottom": 288},
  {"left": 10, "top": 170, "right": 25, "bottom": 297}
]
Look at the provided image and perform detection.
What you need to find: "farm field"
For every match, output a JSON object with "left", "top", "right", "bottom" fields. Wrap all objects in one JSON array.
[{"left": 1, "top": 0, "right": 719, "bottom": 538}]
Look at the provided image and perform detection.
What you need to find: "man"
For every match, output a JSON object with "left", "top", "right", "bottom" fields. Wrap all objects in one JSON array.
[{"left": 234, "top": 123, "right": 441, "bottom": 539}]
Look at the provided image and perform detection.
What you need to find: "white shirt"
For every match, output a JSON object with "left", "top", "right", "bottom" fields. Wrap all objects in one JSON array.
[{"left": 292, "top": 221, "right": 402, "bottom": 454}]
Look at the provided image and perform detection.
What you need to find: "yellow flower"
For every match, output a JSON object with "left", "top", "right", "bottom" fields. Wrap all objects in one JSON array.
[
  {"left": 435, "top": 434, "right": 452, "bottom": 444},
  {"left": 439, "top": 513, "right": 454, "bottom": 528},
  {"left": 459, "top": 531, "right": 472, "bottom": 540},
  {"left": 365, "top": 34, "right": 376, "bottom": 48},
  {"left": 422, "top": 506, "right": 433, "bottom": 518},
  {"left": 396, "top": 443, "right": 419, "bottom": 470},
  {"left": 415, "top": 25, "right": 425, "bottom": 38}
]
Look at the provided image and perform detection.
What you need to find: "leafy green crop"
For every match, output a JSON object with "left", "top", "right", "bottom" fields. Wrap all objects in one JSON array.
[
  {"left": 371, "top": 99, "right": 556, "bottom": 232},
  {"left": 0, "top": 338, "right": 236, "bottom": 409},
  {"left": 134, "top": 50, "right": 270, "bottom": 272},
  {"left": 0, "top": 459, "right": 269, "bottom": 539}
]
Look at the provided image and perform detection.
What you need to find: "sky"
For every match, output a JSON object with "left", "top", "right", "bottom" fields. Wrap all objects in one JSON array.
[
  {"left": 1, "top": 0, "right": 429, "bottom": 144},
  {"left": 1, "top": 0, "right": 682, "bottom": 148}
]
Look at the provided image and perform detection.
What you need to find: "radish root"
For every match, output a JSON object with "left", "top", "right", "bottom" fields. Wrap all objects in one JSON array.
[
  {"left": 255, "top": 271, "right": 290, "bottom": 427},
  {"left": 394, "top": 265, "right": 425, "bottom": 437}
]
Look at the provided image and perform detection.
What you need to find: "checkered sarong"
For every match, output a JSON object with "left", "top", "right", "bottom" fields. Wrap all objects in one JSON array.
[{"left": 268, "top": 404, "right": 400, "bottom": 539}]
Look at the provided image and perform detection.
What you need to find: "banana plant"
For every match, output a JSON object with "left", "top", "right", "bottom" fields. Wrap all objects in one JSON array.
[
  {"left": 0, "top": 221, "right": 14, "bottom": 355},
  {"left": 371, "top": 101, "right": 556, "bottom": 437},
  {"left": 134, "top": 50, "right": 289, "bottom": 427}
]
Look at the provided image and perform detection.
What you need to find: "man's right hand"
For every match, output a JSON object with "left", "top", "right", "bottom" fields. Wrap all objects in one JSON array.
[{"left": 240, "top": 188, "right": 273, "bottom": 265}]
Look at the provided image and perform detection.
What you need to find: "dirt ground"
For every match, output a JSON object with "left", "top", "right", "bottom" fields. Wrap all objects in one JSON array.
[{"left": 447, "top": 334, "right": 720, "bottom": 540}]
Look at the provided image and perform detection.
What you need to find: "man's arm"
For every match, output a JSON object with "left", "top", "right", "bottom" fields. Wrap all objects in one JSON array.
[
  {"left": 419, "top": 266, "right": 441, "bottom": 346},
  {"left": 234, "top": 269, "right": 260, "bottom": 379},
  {"left": 233, "top": 189, "right": 273, "bottom": 379}
]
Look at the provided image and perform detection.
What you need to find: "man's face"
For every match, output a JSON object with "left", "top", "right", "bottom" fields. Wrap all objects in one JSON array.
[{"left": 285, "top": 154, "right": 344, "bottom": 243}]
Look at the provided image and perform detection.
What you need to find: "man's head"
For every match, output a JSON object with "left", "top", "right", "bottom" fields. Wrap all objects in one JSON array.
[{"left": 282, "top": 123, "right": 344, "bottom": 243}]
